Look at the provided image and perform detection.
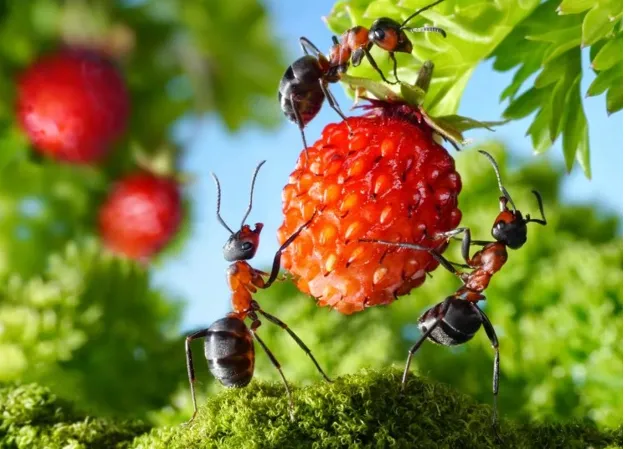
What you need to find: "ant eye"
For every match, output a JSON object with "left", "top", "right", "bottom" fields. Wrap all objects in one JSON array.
[
  {"left": 241, "top": 242, "right": 253, "bottom": 251},
  {"left": 374, "top": 28, "right": 385, "bottom": 40}
]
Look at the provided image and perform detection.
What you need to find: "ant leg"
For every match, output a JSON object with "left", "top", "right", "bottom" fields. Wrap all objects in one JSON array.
[
  {"left": 359, "top": 239, "right": 464, "bottom": 278},
  {"left": 318, "top": 81, "right": 352, "bottom": 133},
  {"left": 299, "top": 37, "right": 323, "bottom": 57},
  {"left": 389, "top": 52, "right": 401, "bottom": 83},
  {"left": 185, "top": 328, "right": 210, "bottom": 424},
  {"left": 401, "top": 298, "right": 451, "bottom": 389},
  {"left": 363, "top": 49, "right": 396, "bottom": 85},
  {"left": 257, "top": 308, "right": 332, "bottom": 382},
  {"left": 472, "top": 303, "right": 500, "bottom": 428},
  {"left": 251, "top": 323, "right": 295, "bottom": 420},
  {"left": 264, "top": 211, "right": 318, "bottom": 288},
  {"left": 289, "top": 94, "right": 309, "bottom": 160},
  {"left": 434, "top": 227, "right": 473, "bottom": 264},
  {"left": 526, "top": 190, "right": 547, "bottom": 225}
]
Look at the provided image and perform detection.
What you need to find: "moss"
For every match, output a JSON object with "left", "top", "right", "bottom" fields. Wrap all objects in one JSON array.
[
  {"left": 1, "top": 371, "right": 621, "bottom": 449},
  {"left": 0, "top": 383, "right": 148, "bottom": 449},
  {"left": 133, "top": 369, "right": 621, "bottom": 449}
]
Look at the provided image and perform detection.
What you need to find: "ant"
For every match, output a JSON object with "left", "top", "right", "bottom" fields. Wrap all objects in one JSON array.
[
  {"left": 328, "top": 0, "right": 447, "bottom": 84},
  {"left": 185, "top": 161, "right": 331, "bottom": 422},
  {"left": 279, "top": 37, "right": 350, "bottom": 154},
  {"left": 360, "top": 150, "right": 547, "bottom": 427}
]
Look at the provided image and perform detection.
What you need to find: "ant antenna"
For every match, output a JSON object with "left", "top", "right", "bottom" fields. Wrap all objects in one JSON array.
[
  {"left": 478, "top": 150, "right": 517, "bottom": 211},
  {"left": 210, "top": 172, "right": 235, "bottom": 235},
  {"left": 525, "top": 190, "right": 548, "bottom": 225},
  {"left": 240, "top": 160, "right": 266, "bottom": 227},
  {"left": 402, "top": 25, "right": 447, "bottom": 38},
  {"left": 400, "top": 0, "right": 446, "bottom": 28}
]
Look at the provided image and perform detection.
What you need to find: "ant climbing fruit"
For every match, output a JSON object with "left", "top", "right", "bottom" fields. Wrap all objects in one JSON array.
[
  {"left": 328, "top": 0, "right": 447, "bottom": 84},
  {"left": 185, "top": 161, "right": 331, "bottom": 423},
  {"left": 279, "top": 37, "right": 350, "bottom": 153},
  {"left": 360, "top": 150, "right": 547, "bottom": 427}
]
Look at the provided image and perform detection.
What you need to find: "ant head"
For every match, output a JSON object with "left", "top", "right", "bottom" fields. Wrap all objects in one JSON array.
[
  {"left": 211, "top": 160, "right": 267, "bottom": 262},
  {"left": 369, "top": 0, "right": 447, "bottom": 54},
  {"left": 479, "top": 150, "right": 548, "bottom": 250},
  {"left": 368, "top": 18, "right": 412, "bottom": 53},
  {"left": 223, "top": 223, "right": 263, "bottom": 261},
  {"left": 491, "top": 205, "right": 527, "bottom": 249}
]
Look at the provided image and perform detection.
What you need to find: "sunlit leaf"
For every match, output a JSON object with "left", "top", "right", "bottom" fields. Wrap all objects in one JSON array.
[{"left": 591, "top": 36, "right": 623, "bottom": 70}]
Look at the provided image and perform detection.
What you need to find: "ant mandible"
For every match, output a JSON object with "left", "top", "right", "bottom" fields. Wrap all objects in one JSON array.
[
  {"left": 328, "top": 0, "right": 447, "bottom": 84},
  {"left": 279, "top": 37, "right": 350, "bottom": 153},
  {"left": 185, "top": 161, "right": 331, "bottom": 422},
  {"left": 360, "top": 150, "right": 547, "bottom": 426}
]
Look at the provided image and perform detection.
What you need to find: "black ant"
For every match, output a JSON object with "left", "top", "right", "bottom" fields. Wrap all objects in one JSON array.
[
  {"left": 328, "top": 0, "right": 447, "bottom": 84},
  {"left": 360, "top": 150, "right": 547, "bottom": 427},
  {"left": 279, "top": 37, "right": 350, "bottom": 153},
  {"left": 185, "top": 161, "right": 331, "bottom": 422}
]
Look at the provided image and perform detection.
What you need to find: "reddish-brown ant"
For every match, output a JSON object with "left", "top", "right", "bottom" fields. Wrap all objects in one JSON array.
[
  {"left": 360, "top": 150, "right": 547, "bottom": 426},
  {"left": 185, "top": 161, "right": 331, "bottom": 422},
  {"left": 279, "top": 37, "right": 349, "bottom": 153},
  {"left": 328, "top": 0, "right": 447, "bottom": 84}
]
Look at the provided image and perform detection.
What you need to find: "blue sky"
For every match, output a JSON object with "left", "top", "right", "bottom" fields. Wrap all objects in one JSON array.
[{"left": 154, "top": 0, "right": 623, "bottom": 331}]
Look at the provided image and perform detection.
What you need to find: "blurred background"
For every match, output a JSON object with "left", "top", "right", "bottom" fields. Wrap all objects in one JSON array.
[{"left": 0, "top": 0, "right": 621, "bottom": 431}]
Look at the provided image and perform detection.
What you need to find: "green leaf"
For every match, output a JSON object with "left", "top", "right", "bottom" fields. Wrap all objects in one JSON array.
[
  {"left": 526, "top": 106, "right": 553, "bottom": 154},
  {"left": 591, "top": 36, "right": 623, "bottom": 70},
  {"left": 339, "top": 74, "right": 402, "bottom": 102},
  {"left": 503, "top": 88, "right": 545, "bottom": 119},
  {"left": 606, "top": 83, "right": 623, "bottom": 115},
  {"left": 434, "top": 115, "right": 509, "bottom": 133},
  {"left": 557, "top": 0, "right": 594, "bottom": 15},
  {"left": 561, "top": 76, "right": 590, "bottom": 175},
  {"left": 549, "top": 78, "right": 569, "bottom": 140},
  {"left": 582, "top": 5, "right": 617, "bottom": 47},
  {"left": 587, "top": 64, "right": 623, "bottom": 97}
]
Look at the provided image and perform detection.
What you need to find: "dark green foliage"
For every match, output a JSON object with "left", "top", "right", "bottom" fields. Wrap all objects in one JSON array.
[
  {"left": 134, "top": 369, "right": 621, "bottom": 449},
  {"left": 0, "top": 383, "right": 148, "bottom": 449}
]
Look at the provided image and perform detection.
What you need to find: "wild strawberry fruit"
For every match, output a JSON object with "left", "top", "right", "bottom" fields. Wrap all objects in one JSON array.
[
  {"left": 16, "top": 48, "right": 129, "bottom": 164},
  {"left": 98, "top": 172, "right": 182, "bottom": 261},
  {"left": 277, "top": 101, "right": 462, "bottom": 314}
]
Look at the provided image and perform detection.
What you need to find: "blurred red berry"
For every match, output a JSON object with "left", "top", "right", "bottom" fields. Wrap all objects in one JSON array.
[
  {"left": 99, "top": 172, "right": 182, "bottom": 261},
  {"left": 278, "top": 102, "right": 462, "bottom": 314},
  {"left": 16, "top": 48, "right": 129, "bottom": 164}
]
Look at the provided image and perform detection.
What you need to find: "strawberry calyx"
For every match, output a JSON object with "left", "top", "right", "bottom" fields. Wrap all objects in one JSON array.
[{"left": 341, "top": 60, "right": 508, "bottom": 151}]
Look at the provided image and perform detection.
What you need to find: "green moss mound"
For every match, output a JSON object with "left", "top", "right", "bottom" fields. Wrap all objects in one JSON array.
[
  {"left": 134, "top": 369, "right": 621, "bottom": 449},
  {"left": 1, "top": 371, "right": 621, "bottom": 449},
  {"left": 0, "top": 383, "right": 148, "bottom": 449}
]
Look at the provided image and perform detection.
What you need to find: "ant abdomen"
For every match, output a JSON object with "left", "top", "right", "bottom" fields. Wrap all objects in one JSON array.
[
  {"left": 419, "top": 298, "right": 482, "bottom": 346},
  {"left": 204, "top": 317, "right": 255, "bottom": 388}
]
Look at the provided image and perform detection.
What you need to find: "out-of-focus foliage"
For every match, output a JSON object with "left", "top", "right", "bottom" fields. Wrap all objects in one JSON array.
[
  {"left": 325, "top": 0, "right": 623, "bottom": 176},
  {"left": 0, "top": 0, "right": 284, "bottom": 417},
  {"left": 191, "top": 143, "right": 622, "bottom": 428},
  {"left": 0, "top": 238, "right": 185, "bottom": 418}
]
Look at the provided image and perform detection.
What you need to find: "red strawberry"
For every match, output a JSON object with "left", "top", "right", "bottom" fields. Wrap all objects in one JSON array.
[
  {"left": 16, "top": 48, "right": 129, "bottom": 164},
  {"left": 277, "top": 101, "right": 462, "bottom": 314},
  {"left": 98, "top": 172, "right": 182, "bottom": 261}
]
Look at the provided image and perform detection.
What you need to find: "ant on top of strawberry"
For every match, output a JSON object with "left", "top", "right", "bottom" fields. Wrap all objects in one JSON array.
[
  {"left": 185, "top": 161, "right": 331, "bottom": 423},
  {"left": 327, "top": 0, "right": 447, "bottom": 84},
  {"left": 279, "top": 0, "right": 447, "bottom": 153},
  {"left": 360, "top": 150, "right": 547, "bottom": 427}
]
